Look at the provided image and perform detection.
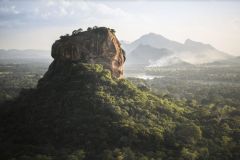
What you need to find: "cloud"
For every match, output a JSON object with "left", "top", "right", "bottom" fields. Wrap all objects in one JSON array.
[
  {"left": 0, "top": 0, "right": 131, "bottom": 28},
  {"left": 91, "top": 3, "right": 128, "bottom": 17},
  {"left": 0, "top": 5, "right": 20, "bottom": 14}
]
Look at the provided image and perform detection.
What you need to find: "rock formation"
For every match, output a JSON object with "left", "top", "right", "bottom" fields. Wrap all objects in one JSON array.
[{"left": 51, "top": 27, "right": 125, "bottom": 78}]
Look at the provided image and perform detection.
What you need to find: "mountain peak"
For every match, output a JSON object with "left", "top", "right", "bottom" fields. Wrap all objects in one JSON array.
[
  {"left": 147, "top": 32, "right": 159, "bottom": 36},
  {"left": 184, "top": 38, "right": 194, "bottom": 44},
  {"left": 142, "top": 32, "right": 166, "bottom": 39},
  {"left": 184, "top": 39, "right": 206, "bottom": 46}
]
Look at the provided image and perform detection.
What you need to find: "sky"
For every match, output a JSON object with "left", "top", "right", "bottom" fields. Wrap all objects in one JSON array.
[{"left": 0, "top": 0, "right": 240, "bottom": 56}]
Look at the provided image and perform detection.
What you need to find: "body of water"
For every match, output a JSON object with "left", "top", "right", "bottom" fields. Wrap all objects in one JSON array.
[{"left": 125, "top": 73, "right": 164, "bottom": 80}]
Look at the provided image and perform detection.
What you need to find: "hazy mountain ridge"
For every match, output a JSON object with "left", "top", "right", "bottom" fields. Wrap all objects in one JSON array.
[
  {"left": 208, "top": 56, "right": 240, "bottom": 66},
  {"left": 122, "top": 33, "right": 233, "bottom": 67},
  {"left": 0, "top": 49, "right": 51, "bottom": 59},
  {"left": 122, "top": 33, "right": 184, "bottom": 53},
  {"left": 0, "top": 49, "right": 52, "bottom": 64}
]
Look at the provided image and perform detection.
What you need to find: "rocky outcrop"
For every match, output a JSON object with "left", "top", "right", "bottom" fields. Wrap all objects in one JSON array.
[{"left": 51, "top": 27, "right": 125, "bottom": 78}]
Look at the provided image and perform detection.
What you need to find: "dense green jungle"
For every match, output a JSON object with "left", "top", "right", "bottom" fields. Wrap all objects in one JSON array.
[{"left": 0, "top": 59, "right": 239, "bottom": 160}]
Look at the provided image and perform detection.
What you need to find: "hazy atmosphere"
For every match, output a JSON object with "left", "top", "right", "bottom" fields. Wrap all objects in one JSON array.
[{"left": 0, "top": 0, "right": 240, "bottom": 55}]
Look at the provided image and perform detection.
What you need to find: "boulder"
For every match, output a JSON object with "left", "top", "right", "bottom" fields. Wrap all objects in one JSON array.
[{"left": 51, "top": 27, "right": 125, "bottom": 78}]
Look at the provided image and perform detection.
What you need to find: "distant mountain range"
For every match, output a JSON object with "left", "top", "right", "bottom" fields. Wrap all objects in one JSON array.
[
  {"left": 0, "top": 33, "right": 236, "bottom": 67},
  {"left": 209, "top": 56, "right": 240, "bottom": 66},
  {"left": 0, "top": 49, "right": 52, "bottom": 64},
  {"left": 122, "top": 33, "right": 234, "bottom": 67}
]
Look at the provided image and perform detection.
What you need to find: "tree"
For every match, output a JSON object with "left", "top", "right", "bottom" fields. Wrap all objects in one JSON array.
[
  {"left": 102, "top": 150, "right": 114, "bottom": 160},
  {"left": 78, "top": 28, "right": 83, "bottom": 32},
  {"left": 93, "top": 26, "right": 98, "bottom": 29},
  {"left": 175, "top": 123, "right": 202, "bottom": 145},
  {"left": 110, "top": 29, "right": 116, "bottom": 34},
  {"left": 113, "top": 148, "right": 124, "bottom": 160},
  {"left": 67, "top": 150, "right": 85, "bottom": 160},
  {"left": 72, "top": 28, "right": 83, "bottom": 35},
  {"left": 72, "top": 30, "right": 77, "bottom": 35},
  {"left": 60, "top": 34, "right": 70, "bottom": 40},
  {"left": 87, "top": 27, "right": 92, "bottom": 31},
  {"left": 122, "top": 147, "right": 136, "bottom": 160},
  {"left": 16, "top": 155, "right": 52, "bottom": 160},
  {"left": 180, "top": 148, "right": 198, "bottom": 160}
]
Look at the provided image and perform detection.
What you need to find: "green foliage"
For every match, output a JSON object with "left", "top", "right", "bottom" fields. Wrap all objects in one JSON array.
[
  {"left": 72, "top": 28, "right": 83, "bottom": 35},
  {"left": 175, "top": 123, "right": 202, "bottom": 145},
  {"left": 127, "top": 63, "right": 240, "bottom": 160},
  {"left": 180, "top": 148, "right": 198, "bottom": 160},
  {"left": 12, "top": 154, "right": 53, "bottom": 160},
  {"left": 87, "top": 27, "right": 92, "bottom": 31},
  {"left": 0, "top": 63, "right": 240, "bottom": 160},
  {"left": 58, "top": 26, "right": 117, "bottom": 41},
  {"left": 0, "top": 63, "right": 47, "bottom": 103},
  {"left": 110, "top": 29, "right": 116, "bottom": 34},
  {"left": 67, "top": 150, "right": 85, "bottom": 160}
]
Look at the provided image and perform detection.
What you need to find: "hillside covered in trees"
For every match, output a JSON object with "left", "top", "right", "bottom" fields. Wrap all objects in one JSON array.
[{"left": 0, "top": 62, "right": 239, "bottom": 160}]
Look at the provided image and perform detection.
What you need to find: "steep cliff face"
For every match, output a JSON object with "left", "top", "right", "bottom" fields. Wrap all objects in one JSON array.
[{"left": 51, "top": 27, "right": 125, "bottom": 78}]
